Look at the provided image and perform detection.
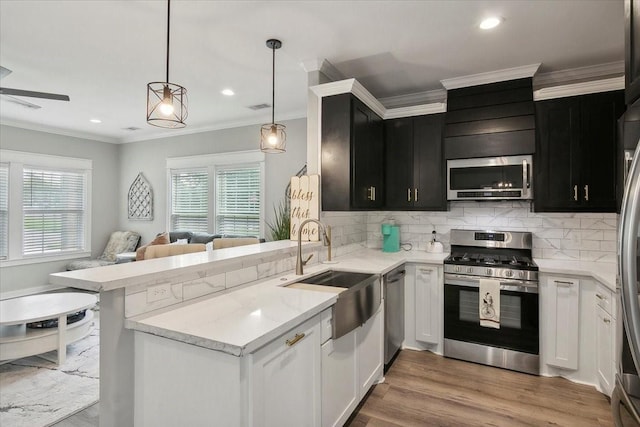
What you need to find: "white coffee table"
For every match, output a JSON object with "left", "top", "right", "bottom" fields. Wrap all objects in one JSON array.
[{"left": 0, "top": 292, "right": 97, "bottom": 365}]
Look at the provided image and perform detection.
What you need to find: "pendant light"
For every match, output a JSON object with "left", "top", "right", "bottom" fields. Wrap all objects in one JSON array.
[
  {"left": 147, "top": 0, "right": 187, "bottom": 128},
  {"left": 260, "top": 39, "right": 286, "bottom": 153}
]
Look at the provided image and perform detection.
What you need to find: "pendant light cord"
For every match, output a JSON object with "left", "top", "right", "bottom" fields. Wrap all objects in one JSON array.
[
  {"left": 271, "top": 44, "right": 275, "bottom": 124},
  {"left": 166, "top": 0, "right": 171, "bottom": 83}
]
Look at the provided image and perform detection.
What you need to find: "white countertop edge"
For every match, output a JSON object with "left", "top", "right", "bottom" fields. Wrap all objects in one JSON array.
[
  {"left": 535, "top": 259, "right": 617, "bottom": 291},
  {"left": 127, "top": 298, "right": 337, "bottom": 357}
]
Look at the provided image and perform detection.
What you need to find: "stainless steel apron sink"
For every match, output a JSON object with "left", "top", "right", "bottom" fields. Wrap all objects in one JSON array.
[{"left": 291, "top": 270, "right": 380, "bottom": 339}]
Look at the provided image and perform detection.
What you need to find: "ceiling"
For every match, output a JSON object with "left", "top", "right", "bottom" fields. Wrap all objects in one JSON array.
[{"left": 0, "top": 0, "right": 625, "bottom": 144}]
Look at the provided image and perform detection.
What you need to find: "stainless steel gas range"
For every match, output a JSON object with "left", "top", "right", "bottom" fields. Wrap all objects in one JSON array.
[{"left": 443, "top": 229, "right": 539, "bottom": 375}]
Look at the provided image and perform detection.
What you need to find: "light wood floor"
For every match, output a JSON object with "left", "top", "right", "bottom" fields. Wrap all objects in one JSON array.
[
  {"left": 347, "top": 350, "right": 614, "bottom": 427},
  {"left": 53, "top": 350, "right": 614, "bottom": 427}
]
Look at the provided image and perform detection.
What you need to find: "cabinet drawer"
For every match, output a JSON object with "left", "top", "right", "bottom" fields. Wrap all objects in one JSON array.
[{"left": 595, "top": 282, "right": 616, "bottom": 319}]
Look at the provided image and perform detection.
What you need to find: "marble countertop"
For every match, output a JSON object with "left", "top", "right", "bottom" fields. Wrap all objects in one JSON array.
[{"left": 535, "top": 259, "right": 617, "bottom": 291}]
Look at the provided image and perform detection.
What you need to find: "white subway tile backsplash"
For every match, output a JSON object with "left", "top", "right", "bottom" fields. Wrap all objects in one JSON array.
[
  {"left": 365, "top": 201, "right": 618, "bottom": 262},
  {"left": 226, "top": 266, "right": 258, "bottom": 289}
]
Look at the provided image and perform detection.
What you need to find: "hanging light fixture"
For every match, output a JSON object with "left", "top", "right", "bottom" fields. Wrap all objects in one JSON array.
[
  {"left": 260, "top": 39, "right": 286, "bottom": 153},
  {"left": 147, "top": 0, "right": 187, "bottom": 128}
]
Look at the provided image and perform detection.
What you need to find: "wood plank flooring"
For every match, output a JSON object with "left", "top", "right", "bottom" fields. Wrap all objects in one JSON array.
[{"left": 347, "top": 350, "right": 614, "bottom": 427}]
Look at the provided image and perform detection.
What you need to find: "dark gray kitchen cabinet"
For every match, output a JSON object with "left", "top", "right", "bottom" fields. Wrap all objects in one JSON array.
[
  {"left": 535, "top": 90, "right": 625, "bottom": 212},
  {"left": 625, "top": 0, "right": 640, "bottom": 105},
  {"left": 321, "top": 93, "right": 384, "bottom": 210},
  {"left": 384, "top": 114, "right": 446, "bottom": 210}
]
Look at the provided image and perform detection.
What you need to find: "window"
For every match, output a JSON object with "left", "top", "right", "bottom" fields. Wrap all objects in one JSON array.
[
  {"left": 0, "top": 150, "right": 92, "bottom": 266},
  {"left": 170, "top": 169, "right": 208, "bottom": 232},
  {"left": 167, "top": 151, "right": 265, "bottom": 237},
  {"left": 0, "top": 163, "right": 8, "bottom": 260},
  {"left": 215, "top": 166, "right": 261, "bottom": 236}
]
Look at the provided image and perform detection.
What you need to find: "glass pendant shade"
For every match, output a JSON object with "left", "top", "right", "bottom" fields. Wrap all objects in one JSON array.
[
  {"left": 147, "top": 82, "right": 188, "bottom": 128},
  {"left": 260, "top": 123, "right": 287, "bottom": 153}
]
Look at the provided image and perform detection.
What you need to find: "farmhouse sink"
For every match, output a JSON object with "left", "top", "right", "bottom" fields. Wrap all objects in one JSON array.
[{"left": 289, "top": 270, "right": 380, "bottom": 339}]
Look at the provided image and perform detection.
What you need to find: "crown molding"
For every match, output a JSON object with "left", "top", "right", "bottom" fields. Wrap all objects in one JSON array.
[
  {"left": 533, "top": 61, "right": 624, "bottom": 88},
  {"left": 0, "top": 119, "right": 118, "bottom": 143},
  {"left": 440, "top": 63, "right": 541, "bottom": 90},
  {"left": 533, "top": 76, "right": 625, "bottom": 101},
  {"left": 350, "top": 80, "right": 386, "bottom": 118},
  {"left": 310, "top": 78, "right": 357, "bottom": 98},
  {"left": 319, "top": 59, "right": 346, "bottom": 83},
  {"left": 300, "top": 58, "right": 323, "bottom": 73},
  {"left": 384, "top": 103, "right": 447, "bottom": 119},
  {"left": 380, "top": 89, "right": 447, "bottom": 108}
]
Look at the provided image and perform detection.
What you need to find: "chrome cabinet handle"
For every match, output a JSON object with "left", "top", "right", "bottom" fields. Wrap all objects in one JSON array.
[
  {"left": 554, "top": 280, "right": 574, "bottom": 287},
  {"left": 573, "top": 185, "right": 578, "bottom": 201},
  {"left": 603, "top": 318, "right": 611, "bottom": 324},
  {"left": 286, "top": 332, "right": 305, "bottom": 347},
  {"left": 415, "top": 188, "right": 418, "bottom": 202},
  {"left": 596, "top": 293, "right": 603, "bottom": 300},
  {"left": 367, "top": 186, "right": 376, "bottom": 201},
  {"left": 407, "top": 188, "right": 411, "bottom": 202},
  {"left": 584, "top": 185, "right": 589, "bottom": 201}
]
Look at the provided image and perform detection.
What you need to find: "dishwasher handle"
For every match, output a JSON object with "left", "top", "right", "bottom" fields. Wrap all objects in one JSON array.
[{"left": 385, "top": 270, "right": 406, "bottom": 284}]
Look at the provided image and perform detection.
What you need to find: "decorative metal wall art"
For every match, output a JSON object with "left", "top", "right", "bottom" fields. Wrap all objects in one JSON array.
[{"left": 128, "top": 172, "right": 153, "bottom": 220}]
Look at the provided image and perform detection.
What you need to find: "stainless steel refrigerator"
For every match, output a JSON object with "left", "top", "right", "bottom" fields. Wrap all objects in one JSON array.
[{"left": 612, "top": 130, "right": 640, "bottom": 425}]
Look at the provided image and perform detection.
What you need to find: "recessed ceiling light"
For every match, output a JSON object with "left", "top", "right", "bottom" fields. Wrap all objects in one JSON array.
[
  {"left": 221, "top": 89, "right": 235, "bottom": 96},
  {"left": 480, "top": 16, "right": 503, "bottom": 30},
  {"left": 90, "top": 119, "right": 102, "bottom": 123}
]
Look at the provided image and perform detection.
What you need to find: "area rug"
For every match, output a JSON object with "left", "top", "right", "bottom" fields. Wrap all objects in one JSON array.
[{"left": 0, "top": 314, "right": 99, "bottom": 427}]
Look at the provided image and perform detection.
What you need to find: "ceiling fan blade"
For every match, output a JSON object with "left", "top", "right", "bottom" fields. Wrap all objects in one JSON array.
[
  {"left": 0, "top": 87, "right": 69, "bottom": 101},
  {"left": 1, "top": 95, "right": 42, "bottom": 109},
  {"left": 0, "top": 66, "right": 12, "bottom": 80}
]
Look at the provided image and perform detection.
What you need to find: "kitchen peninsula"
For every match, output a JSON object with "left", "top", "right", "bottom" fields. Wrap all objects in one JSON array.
[{"left": 49, "top": 239, "right": 617, "bottom": 426}]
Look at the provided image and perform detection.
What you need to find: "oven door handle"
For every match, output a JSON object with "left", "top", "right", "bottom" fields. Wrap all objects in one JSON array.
[{"left": 445, "top": 275, "right": 539, "bottom": 294}]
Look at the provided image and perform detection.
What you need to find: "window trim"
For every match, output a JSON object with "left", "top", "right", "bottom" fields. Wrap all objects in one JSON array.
[
  {"left": 0, "top": 150, "right": 92, "bottom": 268},
  {"left": 166, "top": 151, "right": 265, "bottom": 237}
]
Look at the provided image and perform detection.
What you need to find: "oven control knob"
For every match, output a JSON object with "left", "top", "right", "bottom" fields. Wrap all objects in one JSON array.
[
  {"left": 486, "top": 268, "right": 493, "bottom": 275},
  {"left": 455, "top": 266, "right": 461, "bottom": 273},
  {"left": 519, "top": 271, "right": 525, "bottom": 279},
  {"left": 505, "top": 270, "right": 513, "bottom": 277},
  {"left": 467, "top": 267, "right": 473, "bottom": 274}
]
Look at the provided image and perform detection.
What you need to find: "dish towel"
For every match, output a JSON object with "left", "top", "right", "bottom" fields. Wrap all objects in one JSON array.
[{"left": 479, "top": 279, "right": 501, "bottom": 329}]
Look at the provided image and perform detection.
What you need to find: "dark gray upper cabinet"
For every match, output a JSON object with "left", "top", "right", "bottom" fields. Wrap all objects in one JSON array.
[
  {"left": 384, "top": 114, "right": 446, "bottom": 210},
  {"left": 445, "top": 78, "right": 536, "bottom": 159},
  {"left": 321, "top": 93, "right": 384, "bottom": 211},
  {"left": 535, "top": 90, "right": 626, "bottom": 212},
  {"left": 626, "top": 0, "right": 640, "bottom": 106}
]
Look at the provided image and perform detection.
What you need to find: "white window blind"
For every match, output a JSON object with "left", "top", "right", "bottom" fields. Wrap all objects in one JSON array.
[
  {"left": 22, "top": 167, "right": 86, "bottom": 256},
  {"left": 0, "top": 163, "right": 8, "bottom": 260},
  {"left": 215, "top": 165, "right": 261, "bottom": 236},
  {"left": 170, "top": 169, "right": 208, "bottom": 232}
]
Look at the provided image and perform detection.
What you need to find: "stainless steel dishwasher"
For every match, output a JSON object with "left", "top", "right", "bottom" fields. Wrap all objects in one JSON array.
[{"left": 384, "top": 265, "right": 406, "bottom": 370}]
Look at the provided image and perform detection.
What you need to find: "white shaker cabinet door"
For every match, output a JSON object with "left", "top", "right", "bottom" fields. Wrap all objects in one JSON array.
[
  {"left": 356, "top": 304, "right": 384, "bottom": 399},
  {"left": 251, "top": 315, "right": 322, "bottom": 427},
  {"left": 321, "top": 330, "right": 358, "bottom": 427},
  {"left": 414, "top": 265, "right": 442, "bottom": 345},
  {"left": 540, "top": 276, "right": 580, "bottom": 370},
  {"left": 595, "top": 304, "right": 615, "bottom": 396}
]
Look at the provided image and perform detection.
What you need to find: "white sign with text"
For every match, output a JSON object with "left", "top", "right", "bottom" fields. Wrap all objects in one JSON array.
[{"left": 290, "top": 174, "right": 320, "bottom": 241}]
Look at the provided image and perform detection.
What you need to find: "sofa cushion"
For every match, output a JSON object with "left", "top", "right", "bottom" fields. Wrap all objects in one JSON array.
[
  {"left": 99, "top": 231, "right": 141, "bottom": 262},
  {"left": 212, "top": 237, "right": 260, "bottom": 249},
  {"left": 169, "top": 231, "right": 193, "bottom": 243},
  {"left": 135, "top": 232, "right": 170, "bottom": 261},
  {"left": 190, "top": 232, "right": 220, "bottom": 244},
  {"left": 66, "top": 259, "right": 115, "bottom": 271},
  {"left": 144, "top": 243, "right": 206, "bottom": 259}
]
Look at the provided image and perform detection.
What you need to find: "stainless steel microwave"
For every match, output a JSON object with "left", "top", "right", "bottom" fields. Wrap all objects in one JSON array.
[{"left": 447, "top": 155, "right": 533, "bottom": 201}]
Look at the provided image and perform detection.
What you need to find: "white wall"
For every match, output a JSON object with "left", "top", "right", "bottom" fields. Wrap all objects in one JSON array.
[
  {"left": 118, "top": 118, "right": 307, "bottom": 244},
  {"left": 366, "top": 201, "right": 618, "bottom": 262},
  {"left": 0, "top": 124, "right": 120, "bottom": 296}
]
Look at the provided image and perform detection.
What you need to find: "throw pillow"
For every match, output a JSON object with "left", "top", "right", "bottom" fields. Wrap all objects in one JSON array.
[{"left": 136, "top": 232, "right": 170, "bottom": 261}]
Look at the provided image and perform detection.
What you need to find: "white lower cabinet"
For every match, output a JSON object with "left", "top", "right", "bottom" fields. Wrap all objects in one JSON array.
[
  {"left": 595, "top": 282, "right": 617, "bottom": 396},
  {"left": 251, "top": 315, "right": 322, "bottom": 427},
  {"left": 414, "top": 265, "right": 442, "bottom": 345},
  {"left": 134, "top": 314, "right": 321, "bottom": 427},
  {"left": 540, "top": 275, "right": 580, "bottom": 370},
  {"left": 595, "top": 304, "right": 615, "bottom": 395},
  {"left": 321, "top": 303, "right": 384, "bottom": 427},
  {"left": 321, "top": 331, "right": 358, "bottom": 427}
]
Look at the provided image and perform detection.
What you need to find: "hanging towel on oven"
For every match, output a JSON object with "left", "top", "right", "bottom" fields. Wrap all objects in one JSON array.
[{"left": 479, "top": 279, "right": 500, "bottom": 329}]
